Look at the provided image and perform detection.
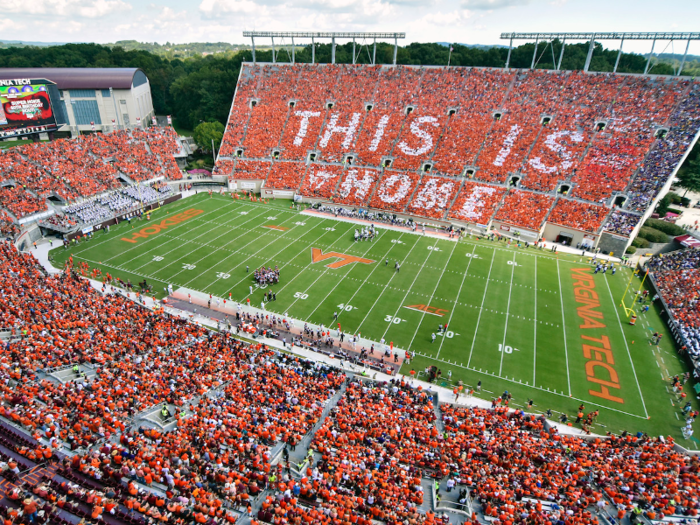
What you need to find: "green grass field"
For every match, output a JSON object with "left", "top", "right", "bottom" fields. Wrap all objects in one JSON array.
[{"left": 51, "top": 193, "right": 698, "bottom": 443}]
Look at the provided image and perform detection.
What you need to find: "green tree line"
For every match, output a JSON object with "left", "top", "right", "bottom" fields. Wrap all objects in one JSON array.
[{"left": 0, "top": 40, "right": 696, "bottom": 132}]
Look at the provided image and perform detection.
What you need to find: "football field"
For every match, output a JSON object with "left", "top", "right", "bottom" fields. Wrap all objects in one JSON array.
[{"left": 51, "top": 193, "right": 697, "bottom": 442}]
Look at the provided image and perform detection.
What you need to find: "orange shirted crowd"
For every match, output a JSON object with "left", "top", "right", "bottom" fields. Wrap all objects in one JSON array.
[
  {"left": 0, "top": 241, "right": 700, "bottom": 525},
  {"left": 0, "top": 128, "right": 182, "bottom": 224},
  {"left": 211, "top": 64, "right": 700, "bottom": 235}
]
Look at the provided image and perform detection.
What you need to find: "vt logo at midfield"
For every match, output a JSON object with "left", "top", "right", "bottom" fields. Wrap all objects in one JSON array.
[{"left": 310, "top": 248, "right": 375, "bottom": 269}]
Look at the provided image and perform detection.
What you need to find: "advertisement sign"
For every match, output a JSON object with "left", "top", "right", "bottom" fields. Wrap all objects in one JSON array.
[{"left": 0, "top": 79, "right": 57, "bottom": 138}]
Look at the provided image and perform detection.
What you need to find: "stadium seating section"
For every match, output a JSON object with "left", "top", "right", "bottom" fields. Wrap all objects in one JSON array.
[
  {"left": 0, "top": 241, "right": 699, "bottom": 525},
  {"left": 216, "top": 64, "right": 700, "bottom": 236},
  {"left": 647, "top": 249, "right": 700, "bottom": 358},
  {"left": 0, "top": 128, "right": 182, "bottom": 222}
]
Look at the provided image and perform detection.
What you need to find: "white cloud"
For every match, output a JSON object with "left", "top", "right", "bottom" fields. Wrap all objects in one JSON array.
[
  {"left": 199, "top": 0, "right": 267, "bottom": 16},
  {"left": 461, "top": 0, "right": 528, "bottom": 9},
  {"left": 421, "top": 8, "right": 471, "bottom": 25},
  {"left": 3, "top": 0, "right": 130, "bottom": 17}
]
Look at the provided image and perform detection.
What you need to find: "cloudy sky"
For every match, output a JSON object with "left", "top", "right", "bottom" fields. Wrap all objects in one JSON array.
[{"left": 3, "top": 0, "right": 700, "bottom": 55}]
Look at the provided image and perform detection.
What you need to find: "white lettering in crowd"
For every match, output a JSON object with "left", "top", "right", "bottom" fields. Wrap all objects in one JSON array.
[
  {"left": 528, "top": 130, "right": 585, "bottom": 174},
  {"left": 369, "top": 115, "right": 389, "bottom": 152},
  {"left": 493, "top": 124, "right": 522, "bottom": 167},
  {"left": 338, "top": 169, "right": 376, "bottom": 200},
  {"left": 411, "top": 178, "right": 454, "bottom": 211},
  {"left": 377, "top": 173, "right": 412, "bottom": 204},
  {"left": 308, "top": 168, "right": 337, "bottom": 191},
  {"left": 397, "top": 116, "right": 439, "bottom": 156},
  {"left": 0, "top": 79, "right": 31, "bottom": 87},
  {"left": 454, "top": 185, "right": 498, "bottom": 221},
  {"left": 319, "top": 112, "right": 361, "bottom": 149},
  {"left": 292, "top": 111, "right": 321, "bottom": 146}
]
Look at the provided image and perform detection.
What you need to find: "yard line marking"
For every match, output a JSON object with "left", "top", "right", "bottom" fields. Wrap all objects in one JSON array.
[
  {"left": 533, "top": 255, "right": 538, "bottom": 387},
  {"left": 556, "top": 259, "right": 572, "bottom": 397},
  {"left": 68, "top": 256, "right": 179, "bottom": 287},
  {"left": 466, "top": 247, "right": 496, "bottom": 369},
  {"left": 498, "top": 252, "right": 516, "bottom": 377},
  {"left": 262, "top": 222, "right": 359, "bottom": 301},
  {"left": 304, "top": 231, "right": 391, "bottom": 322},
  {"left": 69, "top": 195, "right": 207, "bottom": 256},
  {"left": 355, "top": 235, "right": 423, "bottom": 335},
  {"left": 603, "top": 273, "right": 649, "bottom": 419},
  {"left": 215, "top": 219, "right": 353, "bottom": 298},
  {"left": 406, "top": 239, "right": 459, "bottom": 352},
  {"left": 379, "top": 237, "right": 441, "bottom": 342},
  {"left": 135, "top": 205, "right": 271, "bottom": 276},
  {"left": 178, "top": 210, "right": 305, "bottom": 290},
  {"left": 102, "top": 195, "right": 247, "bottom": 264},
  {"left": 336, "top": 234, "right": 407, "bottom": 324},
  {"left": 426, "top": 355, "right": 649, "bottom": 420},
  {"left": 435, "top": 244, "right": 477, "bottom": 360}
]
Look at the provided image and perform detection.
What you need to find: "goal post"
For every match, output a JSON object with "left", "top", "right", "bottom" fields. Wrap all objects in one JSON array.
[{"left": 620, "top": 267, "right": 648, "bottom": 318}]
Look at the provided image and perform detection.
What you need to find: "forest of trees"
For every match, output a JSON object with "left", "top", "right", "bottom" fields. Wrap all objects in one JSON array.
[{"left": 0, "top": 40, "right": 696, "bottom": 132}]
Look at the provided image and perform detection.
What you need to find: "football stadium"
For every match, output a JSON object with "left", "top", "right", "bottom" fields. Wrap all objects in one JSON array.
[{"left": 1, "top": 27, "right": 700, "bottom": 525}]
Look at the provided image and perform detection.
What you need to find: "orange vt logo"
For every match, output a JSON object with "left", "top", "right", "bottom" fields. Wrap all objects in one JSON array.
[
  {"left": 311, "top": 248, "right": 375, "bottom": 269},
  {"left": 404, "top": 304, "right": 450, "bottom": 317}
]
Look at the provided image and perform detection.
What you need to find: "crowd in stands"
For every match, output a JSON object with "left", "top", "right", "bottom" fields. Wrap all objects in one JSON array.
[
  {"left": 369, "top": 171, "right": 422, "bottom": 213},
  {"left": 407, "top": 175, "right": 460, "bottom": 219},
  {"left": 230, "top": 160, "right": 272, "bottom": 181},
  {"left": 266, "top": 162, "right": 307, "bottom": 190},
  {"left": 647, "top": 249, "right": 700, "bottom": 357},
  {"left": 448, "top": 181, "right": 506, "bottom": 225},
  {"left": 299, "top": 165, "right": 343, "bottom": 199},
  {"left": 0, "top": 186, "right": 48, "bottom": 218},
  {"left": 603, "top": 209, "right": 642, "bottom": 236},
  {"left": 628, "top": 84, "right": 700, "bottom": 212},
  {"left": 0, "top": 210, "right": 20, "bottom": 239},
  {"left": 0, "top": 128, "right": 183, "bottom": 228},
  {"left": 547, "top": 199, "right": 609, "bottom": 233},
  {"left": 1, "top": 241, "right": 700, "bottom": 525},
  {"left": 215, "top": 64, "right": 700, "bottom": 233},
  {"left": 62, "top": 183, "right": 172, "bottom": 225},
  {"left": 333, "top": 168, "right": 380, "bottom": 207},
  {"left": 494, "top": 190, "right": 554, "bottom": 230}
]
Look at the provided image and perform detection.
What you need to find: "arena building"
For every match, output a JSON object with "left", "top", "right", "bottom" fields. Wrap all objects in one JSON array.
[{"left": 0, "top": 67, "right": 155, "bottom": 136}]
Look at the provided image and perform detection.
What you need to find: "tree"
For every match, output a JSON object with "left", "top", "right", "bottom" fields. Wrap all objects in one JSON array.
[
  {"left": 193, "top": 121, "right": 224, "bottom": 153},
  {"left": 677, "top": 157, "right": 700, "bottom": 196}
]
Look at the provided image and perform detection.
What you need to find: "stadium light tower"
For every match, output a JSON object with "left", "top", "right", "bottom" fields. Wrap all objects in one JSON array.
[
  {"left": 242, "top": 31, "right": 406, "bottom": 65},
  {"left": 500, "top": 32, "right": 700, "bottom": 75}
]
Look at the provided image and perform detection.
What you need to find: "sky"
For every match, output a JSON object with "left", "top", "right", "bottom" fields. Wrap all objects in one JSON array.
[{"left": 3, "top": 0, "right": 700, "bottom": 56}]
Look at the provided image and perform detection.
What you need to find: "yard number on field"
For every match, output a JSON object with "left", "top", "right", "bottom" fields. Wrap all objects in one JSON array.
[
  {"left": 507, "top": 260, "right": 519, "bottom": 266},
  {"left": 182, "top": 264, "right": 196, "bottom": 270},
  {"left": 324, "top": 227, "right": 336, "bottom": 231},
  {"left": 391, "top": 239, "right": 405, "bottom": 245},
  {"left": 427, "top": 246, "right": 440, "bottom": 251},
  {"left": 337, "top": 303, "right": 356, "bottom": 311},
  {"left": 436, "top": 331, "right": 456, "bottom": 338},
  {"left": 239, "top": 211, "right": 249, "bottom": 215},
  {"left": 498, "top": 344, "right": 519, "bottom": 353},
  {"left": 153, "top": 256, "right": 164, "bottom": 261},
  {"left": 216, "top": 272, "right": 230, "bottom": 279},
  {"left": 294, "top": 222, "right": 306, "bottom": 226},
  {"left": 384, "top": 315, "right": 406, "bottom": 324},
  {"left": 294, "top": 292, "right": 308, "bottom": 300},
  {"left": 266, "top": 216, "right": 277, "bottom": 220},
  {"left": 465, "top": 253, "right": 480, "bottom": 259}
]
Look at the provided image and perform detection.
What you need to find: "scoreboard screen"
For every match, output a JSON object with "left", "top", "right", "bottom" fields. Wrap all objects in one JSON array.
[{"left": 0, "top": 79, "right": 58, "bottom": 138}]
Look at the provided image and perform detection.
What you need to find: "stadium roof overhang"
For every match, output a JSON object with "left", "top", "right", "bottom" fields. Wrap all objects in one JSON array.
[
  {"left": 242, "top": 31, "right": 406, "bottom": 65},
  {"left": 500, "top": 31, "right": 700, "bottom": 75}
]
